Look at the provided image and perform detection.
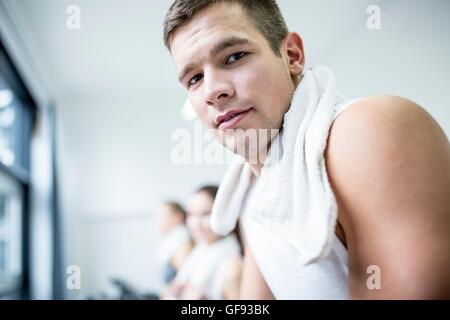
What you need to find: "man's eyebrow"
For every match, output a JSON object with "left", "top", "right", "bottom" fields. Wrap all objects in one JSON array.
[
  {"left": 178, "top": 37, "right": 251, "bottom": 83},
  {"left": 209, "top": 36, "right": 250, "bottom": 56},
  {"left": 178, "top": 64, "right": 196, "bottom": 83}
]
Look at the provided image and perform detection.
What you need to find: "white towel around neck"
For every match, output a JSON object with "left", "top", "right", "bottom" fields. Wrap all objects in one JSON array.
[{"left": 210, "top": 65, "right": 349, "bottom": 266}]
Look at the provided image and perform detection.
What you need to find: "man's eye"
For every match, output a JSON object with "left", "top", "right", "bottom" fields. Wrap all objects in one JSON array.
[
  {"left": 188, "top": 74, "right": 203, "bottom": 87},
  {"left": 226, "top": 52, "right": 247, "bottom": 64}
]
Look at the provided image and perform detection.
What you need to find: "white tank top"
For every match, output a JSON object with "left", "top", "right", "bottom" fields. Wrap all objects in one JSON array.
[
  {"left": 241, "top": 98, "right": 361, "bottom": 300},
  {"left": 175, "top": 235, "right": 241, "bottom": 299}
]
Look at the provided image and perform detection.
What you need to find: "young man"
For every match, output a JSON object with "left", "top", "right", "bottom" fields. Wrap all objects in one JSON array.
[{"left": 163, "top": 0, "right": 450, "bottom": 299}]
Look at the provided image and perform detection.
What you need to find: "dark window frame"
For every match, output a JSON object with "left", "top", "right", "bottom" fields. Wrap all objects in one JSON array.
[{"left": 0, "top": 40, "right": 36, "bottom": 300}]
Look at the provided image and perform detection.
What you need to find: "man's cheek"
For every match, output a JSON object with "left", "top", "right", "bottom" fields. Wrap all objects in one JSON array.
[
  {"left": 193, "top": 108, "right": 209, "bottom": 126},
  {"left": 239, "top": 64, "right": 270, "bottom": 89}
]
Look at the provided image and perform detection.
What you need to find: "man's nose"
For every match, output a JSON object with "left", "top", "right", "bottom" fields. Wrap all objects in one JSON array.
[{"left": 203, "top": 71, "right": 234, "bottom": 108}]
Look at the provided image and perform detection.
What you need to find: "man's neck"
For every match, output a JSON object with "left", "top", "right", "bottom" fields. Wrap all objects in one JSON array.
[
  {"left": 248, "top": 141, "right": 271, "bottom": 177},
  {"left": 249, "top": 162, "right": 262, "bottom": 177}
]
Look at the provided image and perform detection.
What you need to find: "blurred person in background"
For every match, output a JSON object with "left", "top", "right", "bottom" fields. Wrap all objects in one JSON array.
[
  {"left": 162, "top": 186, "right": 243, "bottom": 300},
  {"left": 156, "top": 201, "right": 194, "bottom": 289}
]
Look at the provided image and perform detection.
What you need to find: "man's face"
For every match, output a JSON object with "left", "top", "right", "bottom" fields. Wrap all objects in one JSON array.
[{"left": 170, "top": 3, "right": 298, "bottom": 160}]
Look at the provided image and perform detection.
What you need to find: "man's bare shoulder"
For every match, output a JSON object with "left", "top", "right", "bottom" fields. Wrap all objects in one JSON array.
[
  {"left": 326, "top": 94, "right": 450, "bottom": 225},
  {"left": 325, "top": 95, "right": 450, "bottom": 298},
  {"left": 331, "top": 95, "right": 444, "bottom": 143},
  {"left": 326, "top": 95, "right": 450, "bottom": 199}
]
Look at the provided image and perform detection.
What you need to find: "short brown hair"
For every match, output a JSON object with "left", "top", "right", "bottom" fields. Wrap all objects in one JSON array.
[{"left": 163, "top": 0, "right": 289, "bottom": 56}]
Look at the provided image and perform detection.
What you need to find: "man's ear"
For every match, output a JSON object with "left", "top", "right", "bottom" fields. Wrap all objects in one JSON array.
[{"left": 283, "top": 32, "right": 305, "bottom": 77}]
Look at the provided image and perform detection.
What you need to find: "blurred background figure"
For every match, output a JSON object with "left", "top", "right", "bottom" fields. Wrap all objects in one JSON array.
[
  {"left": 156, "top": 201, "right": 193, "bottom": 288},
  {"left": 162, "top": 186, "right": 243, "bottom": 300}
]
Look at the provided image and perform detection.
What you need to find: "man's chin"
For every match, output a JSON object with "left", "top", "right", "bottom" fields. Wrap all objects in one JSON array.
[
  {"left": 222, "top": 140, "right": 268, "bottom": 165},
  {"left": 209, "top": 124, "right": 277, "bottom": 158}
]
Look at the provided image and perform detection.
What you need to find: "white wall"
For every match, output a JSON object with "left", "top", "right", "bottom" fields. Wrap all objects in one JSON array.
[{"left": 325, "top": 0, "right": 450, "bottom": 136}]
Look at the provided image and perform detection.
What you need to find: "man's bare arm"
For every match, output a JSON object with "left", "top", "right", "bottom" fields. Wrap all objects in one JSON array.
[{"left": 326, "top": 96, "right": 450, "bottom": 299}]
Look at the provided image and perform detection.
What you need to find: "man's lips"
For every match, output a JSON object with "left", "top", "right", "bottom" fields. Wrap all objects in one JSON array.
[{"left": 216, "top": 108, "right": 252, "bottom": 129}]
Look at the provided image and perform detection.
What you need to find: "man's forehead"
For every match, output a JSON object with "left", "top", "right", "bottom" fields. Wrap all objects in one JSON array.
[
  {"left": 170, "top": 2, "right": 258, "bottom": 62},
  {"left": 173, "top": 30, "right": 252, "bottom": 62},
  {"left": 172, "top": 1, "right": 248, "bottom": 40}
]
